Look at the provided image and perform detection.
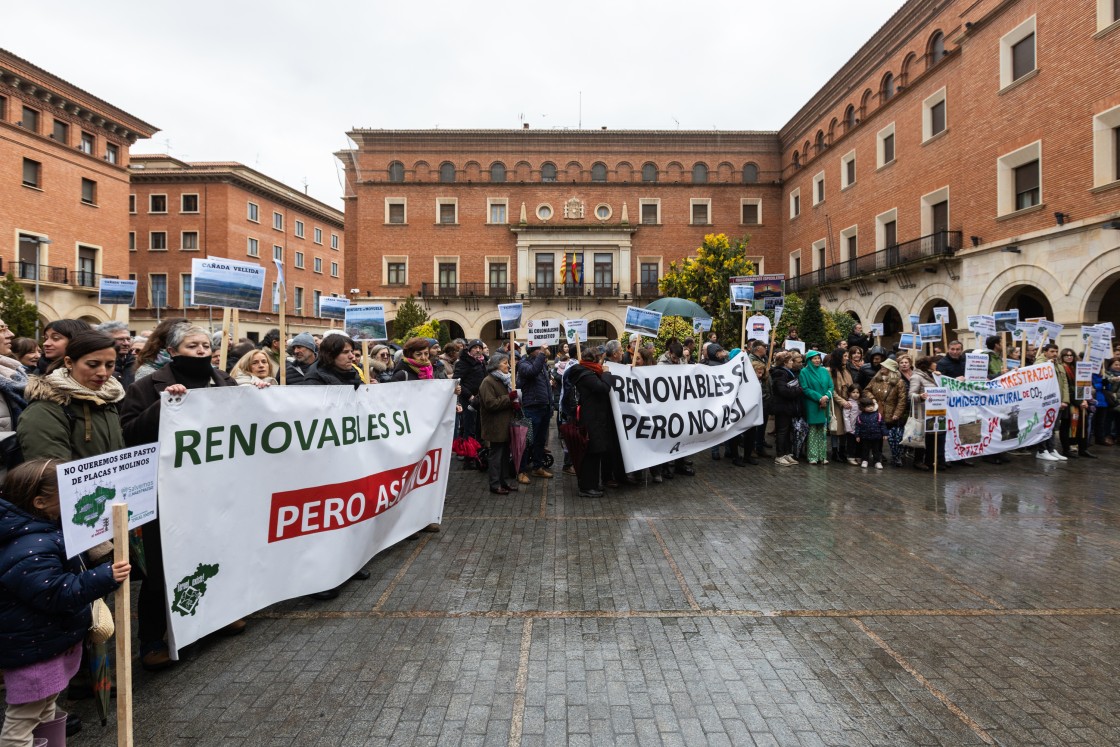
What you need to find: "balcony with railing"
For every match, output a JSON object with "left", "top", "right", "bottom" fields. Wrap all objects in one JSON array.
[
  {"left": 632, "top": 282, "right": 661, "bottom": 300},
  {"left": 14, "top": 261, "right": 69, "bottom": 284},
  {"left": 528, "top": 282, "right": 620, "bottom": 298},
  {"left": 73, "top": 270, "right": 118, "bottom": 289},
  {"left": 421, "top": 282, "right": 515, "bottom": 299},
  {"left": 787, "top": 230, "right": 960, "bottom": 294}
]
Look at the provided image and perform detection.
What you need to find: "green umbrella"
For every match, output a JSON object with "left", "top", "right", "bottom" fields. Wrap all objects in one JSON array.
[{"left": 644, "top": 297, "right": 710, "bottom": 319}]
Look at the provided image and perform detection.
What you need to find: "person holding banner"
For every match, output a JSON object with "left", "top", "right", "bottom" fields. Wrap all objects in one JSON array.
[
  {"left": 479, "top": 353, "right": 520, "bottom": 495},
  {"left": 133, "top": 317, "right": 189, "bottom": 381},
  {"left": 0, "top": 459, "right": 130, "bottom": 747},
  {"left": 120, "top": 324, "right": 244, "bottom": 670},
  {"left": 567, "top": 347, "right": 615, "bottom": 495},
  {"left": 936, "top": 341, "right": 967, "bottom": 380},
  {"left": 231, "top": 349, "right": 278, "bottom": 387},
  {"left": 907, "top": 357, "right": 939, "bottom": 470},
  {"left": 798, "top": 351, "right": 833, "bottom": 465}
]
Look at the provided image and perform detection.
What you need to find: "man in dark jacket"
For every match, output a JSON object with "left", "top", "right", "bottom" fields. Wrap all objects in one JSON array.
[
  {"left": 285, "top": 332, "right": 318, "bottom": 384},
  {"left": 454, "top": 340, "right": 487, "bottom": 442},
  {"left": 516, "top": 345, "right": 554, "bottom": 478},
  {"left": 937, "top": 340, "right": 967, "bottom": 379},
  {"left": 97, "top": 321, "right": 136, "bottom": 390},
  {"left": 846, "top": 323, "right": 874, "bottom": 352}
]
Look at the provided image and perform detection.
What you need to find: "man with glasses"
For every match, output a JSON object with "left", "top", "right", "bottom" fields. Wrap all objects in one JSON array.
[
  {"left": 96, "top": 320, "right": 136, "bottom": 389},
  {"left": 285, "top": 332, "right": 318, "bottom": 385}
]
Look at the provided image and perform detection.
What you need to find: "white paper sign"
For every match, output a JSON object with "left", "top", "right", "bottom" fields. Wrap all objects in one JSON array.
[
  {"left": 693, "top": 318, "right": 713, "bottom": 334},
  {"left": 1037, "top": 320, "right": 1063, "bottom": 344},
  {"left": 925, "top": 387, "right": 948, "bottom": 417},
  {"left": 57, "top": 444, "right": 159, "bottom": 558},
  {"left": 730, "top": 283, "right": 754, "bottom": 307},
  {"left": 774, "top": 305, "right": 784, "bottom": 328},
  {"left": 499, "top": 303, "right": 524, "bottom": 333},
  {"left": 158, "top": 383, "right": 455, "bottom": 656},
  {"left": 967, "top": 315, "right": 997, "bottom": 339},
  {"left": 933, "top": 307, "right": 950, "bottom": 325},
  {"left": 319, "top": 296, "right": 350, "bottom": 320},
  {"left": 191, "top": 257, "right": 266, "bottom": 310},
  {"left": 98, "top": 278, "right": 137, "bottom": 306},
  {"left": 624, "top": 306, "right": 663, "bottom": 337},
  {"left": 965, "top": 353, "right": 989, "bottom": 382},
  {"left": 526, "top": 318, "right": 561, "bottom": 347},
  {"left": 783, "top": 340, "right": 806, "bottom": 353},
  {"left": 869, "top": 323, "right": 884, "bottom": 337},
  {"left": 563, "top": 319, "right": 589, "bottom": 342}
]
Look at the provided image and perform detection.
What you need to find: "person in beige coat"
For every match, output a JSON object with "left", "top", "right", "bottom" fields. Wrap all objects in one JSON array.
[
  {"left": 863, "top": 357, "right": 907, "bottom": 467},
  {"left": 828, "top": 348, "right": 854, "bottom": 463},
  {"left": 907, "top": 356, "right": 939, "bottom": 470}
]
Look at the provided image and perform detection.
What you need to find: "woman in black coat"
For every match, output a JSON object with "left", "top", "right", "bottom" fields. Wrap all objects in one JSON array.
[
  {"left": 453, "top": 340, "right": 487, "bottom": 445},
  {"left": 294, "top": 334, "right": 362, "bottom": 387},
  {"left": 390, "top": 338, "right": 435, "bottom": 382},
  {"left": 564, "top": 348, "right": 615, "bottom": 497},
  {"left": 769, "top": 351, "right": 805, "bottom": 466},
  {"left": 119, "top": 323, "right": 239, "bottom": 671}
]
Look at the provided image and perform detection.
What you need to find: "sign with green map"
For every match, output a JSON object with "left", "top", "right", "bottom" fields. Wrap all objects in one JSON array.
[{"left": 57, "top": 444, "right": 160, "bottom": 558}]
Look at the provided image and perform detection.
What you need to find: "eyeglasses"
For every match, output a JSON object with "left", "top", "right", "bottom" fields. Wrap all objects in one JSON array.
[{"left": 377, "top": 353, "right": 390, "bottom": 358}]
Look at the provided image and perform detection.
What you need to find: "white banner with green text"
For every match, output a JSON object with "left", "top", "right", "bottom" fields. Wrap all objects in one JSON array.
[
  {"left": 157, "top": 382, "right": 456, "bottom": 656},
  {"left": 606, "top": 359, "right": 764, "bottom": 472}
]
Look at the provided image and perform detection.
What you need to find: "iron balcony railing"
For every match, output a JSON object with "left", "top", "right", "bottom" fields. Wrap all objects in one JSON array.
[
  {"left": 421, "top": 282, "right": 515, "bottom": 299},
  {"left": 787, "top": 230, "right": 960, "bottom": 293},
  {"left": 73, "top": 270, "right": 117, "bottom": 288},
  {"left": 16, "top": 261, "right": 69, "bottom": 284},
  {"left": 528, "top": 282, "right": 620, "bottom": 298},
  {"left": 632, "top": 282, "right": 661, "bottom": 299}
]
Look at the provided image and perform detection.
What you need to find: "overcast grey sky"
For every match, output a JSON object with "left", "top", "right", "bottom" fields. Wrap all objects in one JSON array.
[{"left": 7, "top": 0, "right": 902, "bottom": 208}]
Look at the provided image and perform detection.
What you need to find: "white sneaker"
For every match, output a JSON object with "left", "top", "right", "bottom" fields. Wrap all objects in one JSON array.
[
  {"left": 875, "top": 462, "right": 883, "bottom": 470},
  {"left": 777, "top": 455, "right": 795, "bottom": 466},
  {"left": 860, "top": 460, "right": 868, "bottom": 468},
  {"left": 1036, "top": 451, "right": 1056, "bottom": 461},
  {"left": 821, "top": 459, "right": 829, "bottom": 465},
  {"left": 847, "top": 458, "right": 860, "bottom": 466},
  {"left": 1050, "top": 450, "right": 1068, "bottom": 461},
  {"left": 775, "top": 456, "right": 787, "bottom": 465},
  {"left": 786, "top": 455, "right": 799, "bottom": 464}
]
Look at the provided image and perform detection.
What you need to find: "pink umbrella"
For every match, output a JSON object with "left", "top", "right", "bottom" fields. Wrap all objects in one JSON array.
[{"left": 509, "top": 417, "right": 530, "bottom": 475}]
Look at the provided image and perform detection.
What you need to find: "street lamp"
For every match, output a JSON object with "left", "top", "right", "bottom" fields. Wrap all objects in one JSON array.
[{"left": 17, "top": 235, "right": 51, "bottom": 341}]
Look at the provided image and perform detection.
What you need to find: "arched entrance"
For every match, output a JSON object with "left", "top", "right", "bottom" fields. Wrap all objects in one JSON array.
[
  {"left": 1086, "top": 273, "right": 1120, "bottom": 330},
  {"left": 588, "top": 320, "right": 618, "bottom": 342},
  {"left": 845, "top": 310, "right": 861, "bottom": 324},
  {"left": 874, "top": 305, "right": 904, "bottom": 341},
  {"left": 996, "top": 285, "right": 1053, "bottom": 321},
  {"left": 436, "top": 319, "right": 465, "bottom": 341},
  {"left": 919, "top": 298, "right": 956, "bottom": 329}
]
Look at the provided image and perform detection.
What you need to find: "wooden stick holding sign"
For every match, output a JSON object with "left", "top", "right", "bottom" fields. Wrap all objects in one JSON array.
[
  {"left": 633, "top": 333, "right": 641, "bottom": 365},
  {"left": 113, "top": 502, "right": 134, "bottom": 747},
  {"left": 218, "top": 307, "right": 232, "bottom": 371},
  {"left": 509, "top": 331, "right": 516, "bottom": 390},
  {"left": 231, "top": 309, "right": 239, "bottom": 350},
  {"left": 362, "top": 340, "right": 371, "bottom": 384},
  {"left": 767, "top": 325, "right": 777, "bottom": 367},
  {"left": 740, "top": 307, "right": 747, "bottom": 352},
  {"left": 574, "top": 332, "right": 582, "bottom": 363}
]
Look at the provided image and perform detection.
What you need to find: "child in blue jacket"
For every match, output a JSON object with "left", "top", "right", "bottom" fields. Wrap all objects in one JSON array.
[
  {"left": 854, "top": 397, "right": 887, "bottom": 469},
  {"left": 0, "top": 458, "right": 130, "bottom": 746}
]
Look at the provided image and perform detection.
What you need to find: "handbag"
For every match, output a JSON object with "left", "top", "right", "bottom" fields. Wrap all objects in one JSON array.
[
  {"left": 901, "top": 416, "right": 925, "bottom": 448},
  {"left": 827, "top": 400, "right": 841, "bottom": 434},
  {"left": 89, "top": 597, "right": 115, "bottom": 644}
]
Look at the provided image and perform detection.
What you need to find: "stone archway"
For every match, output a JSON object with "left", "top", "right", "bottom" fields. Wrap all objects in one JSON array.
[
  {"left": 995, "top": 284, "right": 1054, "bottom": 321},
  {"left": 874, "top": 305, "right": 904, "bottom": 342},
  {"left": 844, "top": 310, "right": 861, "bottom": 324},
  {"left": 919, "top": 297, "right": 956, "bottom": 328}
]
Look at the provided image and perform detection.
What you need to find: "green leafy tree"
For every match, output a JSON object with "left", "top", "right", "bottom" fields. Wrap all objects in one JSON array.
[
  {"left": 403, "top": 319, "right": 441, "bottom": 343},
  {"left": 393, "top": 295, "right": 428, "bottom": 343},
  {"left": 622, "top": 315, "right": 694, "bottom": 358},
  {"left": 830, "top": 310, "right": 856, "bottom": 347},
  {"left": 436, "top": 320, "right": 451, "bottom": 347},
  {"left": 658, "top": 233, "right": 756, "bottom": 345},
  {"left": 0, "top": 273, "right": 37, "bottom": 337},
  {"left": 774, "top": 293, "right": 805, "bottom": 344},
  {"left": 800, "top": 289, "right": 828, "bottom": 351}
]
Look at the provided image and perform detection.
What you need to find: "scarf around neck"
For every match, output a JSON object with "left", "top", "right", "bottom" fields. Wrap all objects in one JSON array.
[
  {"left": 582, "top": 361, "right": 604, "bottom": 375},
  {"left": 490, "top": 369, "right": 512, "bottom": 389},
  {"left": 40, "top": 367, "right": 125, "bottom": 406},
  {"left": 406, "top": 358, "right": 434, "bottom": 379}
]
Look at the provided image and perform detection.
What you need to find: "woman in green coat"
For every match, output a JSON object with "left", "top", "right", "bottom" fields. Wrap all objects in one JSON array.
[
  {"left": 17, "top": 331, "right": 125, "bottom": 461},
  {"left": 798, "top": 349, "right": 834, "bottom": 465}
]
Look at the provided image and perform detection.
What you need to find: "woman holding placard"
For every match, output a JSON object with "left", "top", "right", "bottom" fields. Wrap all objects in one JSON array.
[
  {"left": 907, "top": 357, "right": 939, "bottom": 470},
  {"left": 1058, "top": 348, "right": 1096, "bottom": 459}
]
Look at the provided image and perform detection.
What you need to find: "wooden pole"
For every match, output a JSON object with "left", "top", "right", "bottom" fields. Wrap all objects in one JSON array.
[
  {"left": 932, "top": 430, "right": 938, "bottom": 479},
  {"left": 231, "top": 309, "right": 240, "bottom": 348},
  {"left": 633, "top": 333, "right": 641, "bottom": 366},
  {"left": 1001, "top": 331, "right": 1008, "bottom": 373},
  {"left": 574, "top": 331, "right": 582, "bottom": 363},
  {"left": 767, "top": 324, "right": 777, "bottom": 367},
  {"left": 740, "top": 307, "right": 747, "bottom": 351},
  {"left": 278, "top": 289, "right": 287, "bottom": 386},
  {"left": 112, "top": 503, "right": 133, "bottom": 747},
  {"left": 218, "top": 307, "right": 232, "bottom": 371},
  {"left": 361, "top": 340, "right": 371, "bottom": 384},
  {"left": 509, "top": 331, "right": 516, "bottom": 390},
  {"left": 1020, "top": 338, "right": 1027, "bottom": 368}
]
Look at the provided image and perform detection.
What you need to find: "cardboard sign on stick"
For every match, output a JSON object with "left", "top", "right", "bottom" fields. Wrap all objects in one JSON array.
[{"left": 57, "top": 445, "right": 159, "bottom": 558}]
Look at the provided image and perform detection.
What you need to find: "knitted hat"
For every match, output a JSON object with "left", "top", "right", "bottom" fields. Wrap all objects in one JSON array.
[
  {"left": 287, "top": 332, "right": 318, "bottom": 355},
  {"left": 467, "top": 339, "right": 484, "bottom": 352}
]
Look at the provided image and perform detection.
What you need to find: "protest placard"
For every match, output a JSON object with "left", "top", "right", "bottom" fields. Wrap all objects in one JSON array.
[
  {"left": 967, "top": 314, "right": 996, "bottom": 339},
  {"left": 933, "top": 307, "right": 950, "bottom": 325},
  {"left": 563, "top": 319, "right": 588, "bottom": 342},
  {"left": 606, "top": 357, "right": 764, "bottom": 472},
  {"left": 1037, "top": 320, "right": 1063, "bottom": 344},
  {"left": 918, "top": 323, "right": 943, "bottom": 344},
  {"left": 869, "top": 322, "right": 884, "bottom": 337},
  {"left": 499, "top": 303, "right": 524, "bottom": 333},
  {"left": 526, "top": 318, "right": 561, "bottom": 347},
  {"left": 746, "top": 314, "right": 770, "bottom": 340},
  {"left": 191, "top": 257, "right": 266, "bottom": 310},
  {"left": 774, "top": 305, "right": 784, "bottom": 328},
  {"left": 1088, "top": 339, "right": 1111, "bottom": 370},
  {"left": 734, "top": 274, "right": 784, "bottom": 311},
  {"left": 158, "top": 381, "right": 455, "bottom": 656},
  {"left": 98, "top": 278, "right": 137, "bottom": 306},
  {"left": 783, "top": 340, "right": 806, "bottom": 353},
  {"left": 57, "top": 444, "right": 159, "bottom": 558},
  {"left": 344, "top": 305, "right": 388, "bottom": 341},
  {"left": 965, "top": 353, "right": 989, "bottom": 382},
  {"left": 942, "top": 363, "right": 1060, "bottom": 461},
  {"left": 925, "top": 386, "right": 948, "bottom": 432},
  {"left": 1075, "top": 361, "right": 1095, "bottom": 399},
  {"left": 730, "top": 283, "right": 754, "bottom": 307},
  {"left": 624, "top": 306, "right": 663, "bottom": 337},
  {"left": 994, "top": 310, "right": 1019, "bottom": 333},
  {"left": 692, "top": 317, "right": 713, "bottom": 334},
  {"left": 899, "top": 332, "right": 920, "bottom": 350},
  {"left": 319, "top": 295, "right": 350, "bottom": 320},
  {"left": 909, "top": 313, "right": 920, "bottom": 332}
]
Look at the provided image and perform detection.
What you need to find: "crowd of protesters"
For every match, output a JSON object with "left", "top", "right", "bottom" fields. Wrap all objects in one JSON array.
[{"left": 3, "top": 313, "right": 1120, "bottom": 743}]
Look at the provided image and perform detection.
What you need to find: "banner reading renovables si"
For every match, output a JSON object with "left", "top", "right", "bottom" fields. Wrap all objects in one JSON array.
[
  {"left": 606, "top": 359, "right": 764, "bottom": 472},
  {"left": 156, "top": 381, "right": 455, "bottom": 657},
  {"left": 941, "top": 362, "right": 1060, "bottom": 461}
]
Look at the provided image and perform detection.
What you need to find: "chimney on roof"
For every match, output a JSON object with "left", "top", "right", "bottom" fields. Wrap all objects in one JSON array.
[{"left": 523, "top": 123, "right": 529, "bottom": 129}]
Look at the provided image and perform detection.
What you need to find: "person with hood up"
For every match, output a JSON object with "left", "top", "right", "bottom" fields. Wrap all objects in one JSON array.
[
  {"left": 479, "top": 353, "right": 519, "bottom": 495},
  {"left": 857, "top": 345, "right": 887, "bottom": 389},
  {"left": 862, "top": 356, "right": 907, "bottom": 466},
  {"left": 285, "top": 332, "right": 318, "bottom": 384},
  {"left": 798, "top": 350, "right": 834, "bottom": 465},
  {"left": 854, "top": 397, "right": 887, "bottom": 469},
  {"left": 0, "top": 459, "right": 130, "bottom": 747}
]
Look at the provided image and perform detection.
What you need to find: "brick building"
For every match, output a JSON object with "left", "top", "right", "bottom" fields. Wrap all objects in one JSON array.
[
  {"left": 338, "top": 130, "right": 782, "bottom": 341},
  {"left": 340, "top": 0, "right": 1120, "bottom": 347},
  {"left": 128, "top": 154, "right": 346, "bottom": 340},
  {"left": 0, "top": 48, "right": 156, "bottom": 331}
]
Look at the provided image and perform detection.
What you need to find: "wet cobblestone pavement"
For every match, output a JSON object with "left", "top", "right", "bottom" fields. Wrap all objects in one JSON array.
[{"left": 74, "top": 446, "right": 1120, "bottom": 745}]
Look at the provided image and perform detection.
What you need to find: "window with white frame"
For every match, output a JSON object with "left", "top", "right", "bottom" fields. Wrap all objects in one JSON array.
[
  {"left": 314, "top": 227, "right": 323, "bottom": 244},
  {"left": 149, "top": 231, "right": 167, "bottom": 251},
  {"left": 385, "top": 258, "right": 407, "bottom": 285},
  {"left": 1098, "top": 0, "right": 1120, "bottom": 30},
  {"left": 996, "top": 141, "right": 1042, "bottom": 215},
  {"left": 149, "top": 194, "right": 167, "bottom": 213},
  {"left": 920, "top": 187, "right": 951, "bottom": 236},
  {"left": 330, "top": 233, "right": 339, "bottom": 250},
  {"left": 128, "top": 232, "right": 136, "bottom": 251},
  {"left": 273, "top": 211, "right": 284, "bottom": 231},
  {"left": 314, "top": 257, "right": 323, "bottom": 274},
  {"left": 875, "top": 209, "right": 899, "bottom": 250},
  {"left": 181, "top": 274, "right": 193, "bottom": 307},
  {"left": 877, "top": 123, "right": 896, "bottom": 168},
  {"left": 273, "top": 245, "right": 283, "bottom": 261},
  {"left": 841, "top": 150, "right": 857, "bottom": 189},
  {"left": 436, "top": 198, "right": 458, "bottom": 225},
  {"left": 740, "top": 198, "right": 761, "bottom": 225},
  {"left": 811, "top": 238, "right": 828, "bottom": 270},
  {"left": 294, "top": 251, "right": 305, "bottom": 269},
  {"left": 789, "top": 188, "right": 801, "bottom": 219},
  {"left": 330, "top": 262, "right": 339, "bottom": 278},
  {"left": 181, "top": 231, "right": 199, "bottom": 251},
  {"left": 1092, "top": 105, "right": 1120, "bottom": 187},
  {"left": 181, "top": 194, "right": 199, "bottom": 213},
  {"left": 690, "top": 198, "right": 711, "bottom": 225},
  {"left": 385, "top": 198, "right": 407, "bottom": 224},
  {"left": 812, "top": 171, "right": 825, "bottom": 205},
  {"left": 790, "top": 249, "right": 802, "bottom": 277},
  {"left": 639, "top": 198, "right": 660, "bottom": 225},
  {"left": 487, "top": 198, "right": 508, "bottom": 225},
  {"left": 923, "top": 88, "right": 948, "bottom": 141},
  {"left": 1000, "top": 16, "right": 1037, "bottom": 89},
  {"left": 247, "top": 238, "right": 259, "bottom": 257},
  {"left": 247, "top": 202, "right": 259, "bottom": 222},
  {"left": 839, "top": 226, "right": 858, "bottom": 272},
  {"left": 294, "top": 287, "right": 304, "bottom": 315},
  {"left": 295, "top": 220, "right": 305, "bottom": 238}
]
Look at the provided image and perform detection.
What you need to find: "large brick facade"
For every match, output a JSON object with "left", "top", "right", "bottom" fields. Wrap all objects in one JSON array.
[
  {"left": 128, "top": 155, "right": 345, "bottom": 339},
  {"left": 0, "top": 48, "right": 156, "bottom": 328}
]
